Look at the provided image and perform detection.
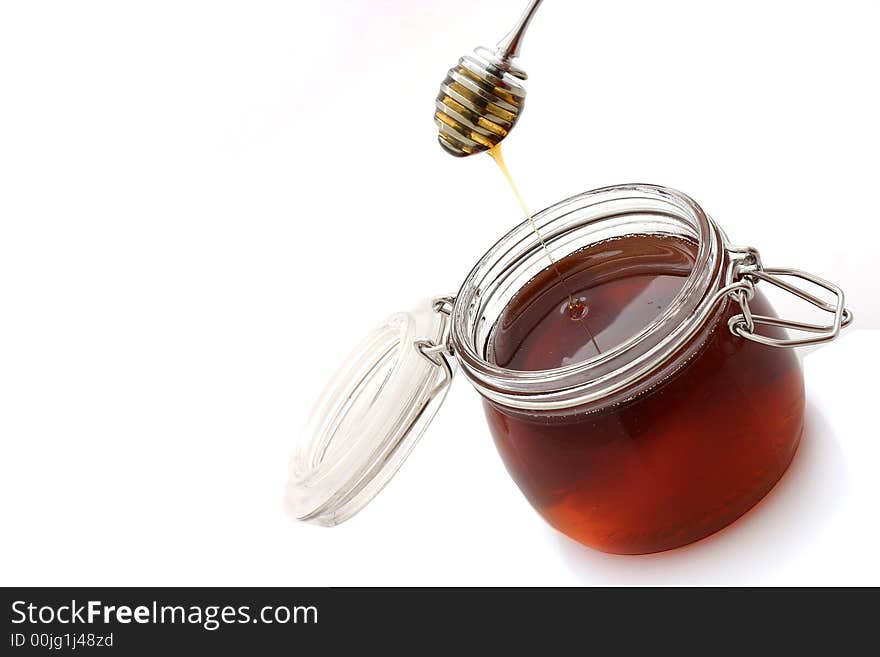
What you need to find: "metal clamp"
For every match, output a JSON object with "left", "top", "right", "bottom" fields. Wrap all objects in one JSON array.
[
  {"left": 723, "top": 247, "right": 853, "bottom": 348},
  {"left": 414, "top": 295, "right": 457, "bottom": 396}
]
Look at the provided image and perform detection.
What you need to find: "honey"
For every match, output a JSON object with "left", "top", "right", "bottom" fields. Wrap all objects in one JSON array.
[
  {"left": 487, "top": 144, "right": 602, "bottom": 348},
  {"left": 489, "top": 234, "right": 694, "bottom": 369},
  {"left": 484, "top": 235, "right": 805, "bottom": 554}
]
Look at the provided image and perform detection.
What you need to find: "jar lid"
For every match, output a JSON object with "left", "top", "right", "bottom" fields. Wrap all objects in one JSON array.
[{"left": 286, "top": 298, "right": 455, "bottom": 525}]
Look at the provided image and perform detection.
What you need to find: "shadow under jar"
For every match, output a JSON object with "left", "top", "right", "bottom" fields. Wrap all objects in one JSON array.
[
  {"left": 288, "top": 184, "right": 851, "bottom": 555},
  {"left": 449, "top": 185, "right": 842, "bottom": 554}
]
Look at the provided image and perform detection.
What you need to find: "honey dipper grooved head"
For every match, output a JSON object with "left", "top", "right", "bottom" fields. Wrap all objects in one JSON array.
[{"left": 434, "top": 47, "right": 527, "bottom": 157}]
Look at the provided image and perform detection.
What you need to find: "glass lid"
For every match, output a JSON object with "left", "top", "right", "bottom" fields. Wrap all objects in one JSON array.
[{"left": 286, "top": 297, "right": 455, "bottom": 525}]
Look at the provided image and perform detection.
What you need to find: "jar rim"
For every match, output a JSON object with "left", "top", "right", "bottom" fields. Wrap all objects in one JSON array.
[{"left": 449, "top": 184, "right": 729, "bottom": 411}]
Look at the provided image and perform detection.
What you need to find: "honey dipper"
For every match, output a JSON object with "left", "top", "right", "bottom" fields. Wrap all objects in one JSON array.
[{"left": 434, "top": 0, "right": 545, "bottom": 157}]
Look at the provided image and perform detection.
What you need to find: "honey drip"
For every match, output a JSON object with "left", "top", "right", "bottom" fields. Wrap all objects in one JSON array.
[{"left": 486, "top": 144, "right": 601, "bottom": 354}]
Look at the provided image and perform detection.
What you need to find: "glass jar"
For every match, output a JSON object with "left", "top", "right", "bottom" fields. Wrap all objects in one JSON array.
[{"left": 287, "top": 184, "right": 851, "bottom": 554}]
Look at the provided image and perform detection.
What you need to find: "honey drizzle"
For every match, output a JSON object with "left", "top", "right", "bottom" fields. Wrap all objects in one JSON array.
[{"left": 486, "top": 144, "right": 602, "bottom": 355}]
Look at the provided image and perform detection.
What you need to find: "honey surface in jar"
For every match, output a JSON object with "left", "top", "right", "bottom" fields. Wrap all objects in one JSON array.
[{"left": 485, "top": 234, "right": 805, "bottom": 554}]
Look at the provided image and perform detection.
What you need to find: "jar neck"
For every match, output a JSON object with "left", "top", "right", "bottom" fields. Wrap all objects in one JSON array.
[{"left": 450, "top": 184, "right": 729, "bottom": 411}]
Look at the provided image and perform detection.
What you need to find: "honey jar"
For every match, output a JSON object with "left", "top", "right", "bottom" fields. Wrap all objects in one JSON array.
[{"left": 287, "top": 184, "right": 851, "bottom": 554}]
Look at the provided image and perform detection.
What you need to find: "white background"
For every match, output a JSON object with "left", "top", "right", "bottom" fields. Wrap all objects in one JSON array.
[{"left": 1, "top": 1, "right": 878, "bottom": 585}]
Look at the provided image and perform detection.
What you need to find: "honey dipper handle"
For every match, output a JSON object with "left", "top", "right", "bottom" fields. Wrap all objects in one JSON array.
[{"left": 496, "top": 0, "right": 545, "bottom": 61}]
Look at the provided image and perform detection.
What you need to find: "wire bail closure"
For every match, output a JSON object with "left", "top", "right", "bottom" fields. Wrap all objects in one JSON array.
[
  {"left": 421, "top": 245, "right": 854, "bottom": 400},
  {"left": 723, "top": 245, "right": 853, "bottom": 348},
  {"left": 423, "top": 240, "right": 853, "bottom": 417},
  {"left": 414, "top": 295, "right": 457, "bottom": 398}
]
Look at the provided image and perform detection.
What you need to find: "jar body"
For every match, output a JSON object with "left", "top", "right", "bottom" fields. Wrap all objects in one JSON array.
[{"left": 482, "top": 290, "right": 804, "bottom": 554}]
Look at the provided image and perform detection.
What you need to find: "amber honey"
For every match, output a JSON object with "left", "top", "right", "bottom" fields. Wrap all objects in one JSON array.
[{"left": 484, "top": 234, "right": 805, "bottom": 554}]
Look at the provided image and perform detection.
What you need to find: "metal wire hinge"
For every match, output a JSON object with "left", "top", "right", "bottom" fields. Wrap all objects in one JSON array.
[
  {"left": 722, "top": 246, "right": 853, "bottom": 348},
  {"left": 414, "top": 296, "right": 457, "bottom": 394}
]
